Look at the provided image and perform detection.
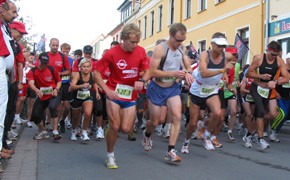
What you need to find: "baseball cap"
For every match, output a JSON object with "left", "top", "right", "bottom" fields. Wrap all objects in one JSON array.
[
  {"left": 74, "top": 49, "right": 82, "bottom": 56},
  {"left": 211, "top": 37, "right": 228, "bottom": 46},
  {"left": 9, "top": 21, "right": 28, "bottom": 34},
  {"left": 39, "top": 53, "right": 49, "bottom": 64},
  {"left": 83, "top": 45, "right": 93, "bottom": 54},
  {"left": 286, "top": 52, "right": 290, "bottom": 59}
]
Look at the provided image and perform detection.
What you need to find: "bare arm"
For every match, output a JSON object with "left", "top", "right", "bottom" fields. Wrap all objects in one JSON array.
[{"left": 69, "top": 73, "right": 83, "bottom": 91}]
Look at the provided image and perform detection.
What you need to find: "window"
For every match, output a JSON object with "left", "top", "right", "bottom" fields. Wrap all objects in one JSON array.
[
  {"left": 150, "top": 11, "right": 154, "bottom": 36},
  {"left": 169, "top": 0, "right": 174, "bottom": 25},
  {"left": 215, "top": 0, "right": 225, "bottom": 4},
  {"left": 158, "top": 5, "right": 163, "bottom": 31},
  {"left": 198, "top": 0, "right": 207, "bottom": 12},
  {"left": 143, "top": 16, "right": 147, "bottom": 39},
  {"left": 184, "top": 0, "right": 191, "bottom": 19},
  {"left": 237, "top": 27, "right": 249, "bottom": 65},
  {"left": 138, "top": 20, "right": 141, "bottom": 29},
  {"left": 198, "top": 40, "right": 206, "bottom": 53}
]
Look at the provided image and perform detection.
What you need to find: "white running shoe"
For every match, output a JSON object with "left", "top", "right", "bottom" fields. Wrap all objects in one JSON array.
[
  {"left": 269, "top": 130, "right": 280, "bottom": 143},
  {"left": 258, "top": 139, "right": 270, "bottom": 149},
  {"left": 243, "top": 135, "right": 252, "bottom": 148},
  {"left": 155, "top": 125, "right": 163, "bottom": 136},
  {"left": 14, "top": 117, "right": 22, "bottom": 125},
  {"left": 201, "top": 133, "right": 215, "bottom": 151},
  {"left": 27, "top": 121, "right": 33, "bottom": 128},
  {"left": 81, "top": 132, "right": 90, "bottom": 142},
  {"left": 96, "top": 128, "right": 105, "bottom": 139},
  {"left": 191, "top": 131, "right": 197, "bottom": 139},
  {"left": 71, "top": 130, "right": 77, "bottom": 141},
  {"left": 142, "top": 130, "right": 153, "bottom": 151},
  {"left": 181, "top": 143, "right": 189, "bottom": 154},
  {"left": 33, "top": 131, "right": 49, "bottom": 140},
  {"left": 106, "top": 157, "right": 118, "bottom": 169}
]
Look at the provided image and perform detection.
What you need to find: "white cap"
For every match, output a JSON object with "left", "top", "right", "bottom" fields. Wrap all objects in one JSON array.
[
  {"left": 286, "top": 52, "right": 290, "bottom": 59},
  {"left": 211, "top": 37, "right": 228, "bottom": 46}
]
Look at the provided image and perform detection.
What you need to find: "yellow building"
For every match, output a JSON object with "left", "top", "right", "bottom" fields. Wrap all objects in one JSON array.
[{"left": 117, "top": 0, "right": 270, "bottom": 65}]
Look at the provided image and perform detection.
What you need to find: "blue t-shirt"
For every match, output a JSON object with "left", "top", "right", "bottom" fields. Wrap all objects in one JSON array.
[{"left": 62, "top": 56, "right": 73, "bottom": 84}]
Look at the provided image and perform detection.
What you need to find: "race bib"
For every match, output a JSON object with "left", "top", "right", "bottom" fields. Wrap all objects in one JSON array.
[
  {"left": 200, "top": 84, "right": 216, "bottom": 96},
  {"left": 40, "top": 86, "right": 53, "bottom": 95},
  {"left": 115, "top": 84, "right": 134, "bottom": 99},
  {"left": 160, "top": 77, "right": 176, "bottom": 83},
  {"left": 61, "top": 75, "right": 70, "bottom": 81},
  {"left": 77, "top": 90, "right": 90, "bottom": 100},
  {"left": 245, "top": 94, "right": 254, "bottom": 102},
  {"left": 257, "top": 86, "right": 270, "bottom": 99},
  {"left": 282, "top": 81, "right": 290, "bottom": 88}
]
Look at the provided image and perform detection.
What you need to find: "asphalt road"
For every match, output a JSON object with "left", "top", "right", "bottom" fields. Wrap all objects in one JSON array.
[{"left": 34, "top": 125, "right": 290, "bottom": 180}]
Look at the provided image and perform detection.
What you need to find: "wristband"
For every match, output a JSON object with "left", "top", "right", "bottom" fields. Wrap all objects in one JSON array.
[{"left": 220, "top": 68, "right": 225, "bottom": 73}]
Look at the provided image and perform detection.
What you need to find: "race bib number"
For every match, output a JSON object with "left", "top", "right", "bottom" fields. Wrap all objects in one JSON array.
[
  {"left": 200, "top": 84, "right": 215, "bottom": 96},
  {"left": 61, "top": 75, "right": 70, "bottom": 81},
  {"left": 257, "top": 86, "right": 269, "bottom": 99},
  {"left": 40, "top": 86, "right": 53, "bottom": 95},
  {"left": 245, "top": 94, "right": 254, "bottom": 102},
  {"left": 282, "top": 81, "right": 290, "bottom": 88},
  {"left": 115, "top": 84, "right": 134, "bottom": 99},
  {"left": 160, "top": 77, "right": 176, "bottom": 83},
  {"left": 77, "top": 90, "right": 90, "bottom": 100}
]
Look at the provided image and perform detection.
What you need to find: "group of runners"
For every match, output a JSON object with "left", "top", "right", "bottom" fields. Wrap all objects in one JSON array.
[{"left": 1, "top": 2, "right": 290, "bottom": 170}]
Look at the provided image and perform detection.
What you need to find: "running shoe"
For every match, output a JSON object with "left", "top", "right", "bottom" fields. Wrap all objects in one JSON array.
[
  {"left": 251, "top": 133, "right": 259, "bottom": 143},
  {"left": 71, "top": 130, "right": 77, "bottom": 141},
  {"left": 242, "top": 135, "right": 252, "bottom": 148},
  {"left": 181, "top": 143, "right": 189, "bottom": 154},
  {"left": 96, "top": 128, "right": 105, "bottom": 139},
  {"left": 142, "top": 130, "right": 152, "bottom": 151},
  {"left": 258, "top": 139, "right": 270, "bottom": 149},
  {"left": 211, "top": 137, "right": 222, "bottom": 148},
  {"left": 191, "top": 131, "right": 197, "bottom": 139},
  {"left": 128, "top": 132, "right": 136, "bottom": 141},
  {"left": 33, "top": 131, "right": 49, "bottom": 140},
  {"left": 14, "top": 117, "right": 22, "bottom": 125},
  {"left": 65, "top": 119, "right": 72, "bottom": 129},
  {"left": 155, "top": 125, "right": 163, "bottom": 136},
  {"left": 197, "top": 127, "right": 206, "bottom": 139},
  {"left": 201, "top": 133, "right": 215, "bottom": 150},
  {"left": 269, "top": 130, "right": 280, "bottom": 143},
  {"left": 227, "top": 131, "right": 235, "bottom": 141},
  {"left": 164, "top": 149, "right": 181, "bottom": 162},
  {"left": 53, "top": 133, "right": 62, "bottom": 141},
  {"left": 105, "top": 157, "right": 118, "bottom": 169},
  {"left": 81, "top": 132, "right": 90, "bottom": 142},
  {"left": 27, "top": 121, "right": 33, "bottom": 128},
  {"left": 8, "top": 130, "right": 18, "bottom": 141}
]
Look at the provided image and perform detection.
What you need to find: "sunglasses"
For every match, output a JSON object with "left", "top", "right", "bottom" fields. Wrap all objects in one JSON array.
[
  {"left": 174, "top": 37, "right": 185, "bottom": 43},
  {"left": 217, "top": 44, "right": 227, "bottom": 48},
  {"left": 271, "top": 52, "right": 279, "bottom": 57}
]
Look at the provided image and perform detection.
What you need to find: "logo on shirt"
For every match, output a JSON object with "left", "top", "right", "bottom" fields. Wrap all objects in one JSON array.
[
  {"left": 123, "top": 67, "right": 138, "bottom": 79},
  {"left": 116, "top": 60, "right": 127, "bottom": 70}
]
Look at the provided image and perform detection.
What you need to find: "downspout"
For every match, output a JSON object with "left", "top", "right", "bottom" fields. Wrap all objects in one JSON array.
[{"left": 264, "top": 0, "right": 269, "bottom": 51}]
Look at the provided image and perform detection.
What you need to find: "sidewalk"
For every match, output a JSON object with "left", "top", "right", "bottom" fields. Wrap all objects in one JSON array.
[{"left": 0, "top": 124, "right": 37, "bottom": 180}]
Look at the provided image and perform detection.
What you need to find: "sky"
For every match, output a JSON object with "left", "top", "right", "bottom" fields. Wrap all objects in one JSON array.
[{"left": 16, "top": 0, "right": 124, "bottom": 51}]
